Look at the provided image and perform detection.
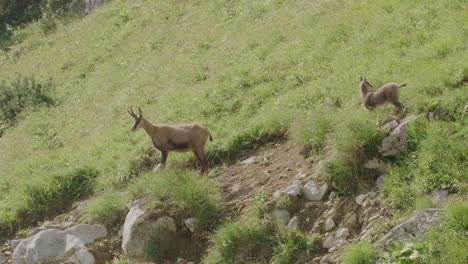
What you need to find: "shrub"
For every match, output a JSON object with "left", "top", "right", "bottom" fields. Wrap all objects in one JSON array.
[
  {"left": 341, "top": 241, "right": 376, "bottom": 264},
  {"left": 292, "top": 114, "right": 333, "bottom": 155},
  {"left": 0, "top": 75, "right": 54, "bottom": 121},
  {"left": 22, "top": 166, "right": 99, "bottom": 219},
  {"left": 85, "top": 191, "right": 126, "bottom": 225}
]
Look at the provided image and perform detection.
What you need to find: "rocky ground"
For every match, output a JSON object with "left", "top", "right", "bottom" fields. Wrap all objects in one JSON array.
[{"left": 1, "top": 114, "right": 448, "bottom": 264}]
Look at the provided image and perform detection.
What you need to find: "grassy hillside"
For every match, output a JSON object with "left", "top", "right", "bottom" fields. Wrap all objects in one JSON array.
[{"left": 0, "top": 0, "right": 466, "bottom": 249}]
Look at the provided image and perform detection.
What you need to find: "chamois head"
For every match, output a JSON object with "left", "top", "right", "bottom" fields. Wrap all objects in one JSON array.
[
  {"left": 127, "top": 106, "right": 144, "bottom": 132},
  {"left": 359, "top": 76, "right": 373, "bottom": 95}
]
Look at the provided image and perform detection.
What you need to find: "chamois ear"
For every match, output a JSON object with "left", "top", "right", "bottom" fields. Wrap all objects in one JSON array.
[
  {"left": 363, "top": 76, "right": 367, "bottom": 82},
  {"left": 360, "top": 76, "right": 363, "bottom": 82}
]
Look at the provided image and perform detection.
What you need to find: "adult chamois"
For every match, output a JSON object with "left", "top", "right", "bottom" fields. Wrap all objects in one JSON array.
[
  {"left": 127, "top": 107, "right": 213, "bottom": 175},
  {"left": 359, "top": 76, "right": 407, "bottom": 114}
]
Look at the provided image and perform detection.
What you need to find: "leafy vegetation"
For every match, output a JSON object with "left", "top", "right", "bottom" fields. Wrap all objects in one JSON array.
[
  {"left": 0, "top": 74, "right": 54, "bottom": 135},
  {"left": 203, "top": 216, "right": 320, "bottom": 264},
  {"left": 0, "top": 165, "right": 98, "bottom": 239},
  {"left": 341, "top": 240, "right": 376, "bottom": 264},
  {"left": 0, "top": 2, "right": 465, "bottom": 260}
]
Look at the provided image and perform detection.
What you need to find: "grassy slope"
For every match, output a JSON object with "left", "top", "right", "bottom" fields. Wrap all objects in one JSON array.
[{"left": 0, "top": 0, "right": 466, "bottom": 243}]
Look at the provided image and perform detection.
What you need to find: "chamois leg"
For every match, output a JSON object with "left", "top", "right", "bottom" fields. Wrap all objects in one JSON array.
[
  {"left": 154, "top": 151, "right": 168, "bottom": 171},
  {"left": 392, "top": 100, "right": 403, "bottom": 115},
  {"left": 193, "top": 151, "right": 203, "bottom": 172}
]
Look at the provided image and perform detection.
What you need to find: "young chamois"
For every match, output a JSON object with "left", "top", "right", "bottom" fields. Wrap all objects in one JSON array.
[
  {"left": 359, "top": 76, "right": 407, "bottom": 114},
  {"left": 127, "top": 107, "right": 213, "bottom": 175}
]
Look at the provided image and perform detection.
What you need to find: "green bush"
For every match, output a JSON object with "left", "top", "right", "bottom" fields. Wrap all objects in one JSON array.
[
  {"left": 325, "top": 115, "right": 384, "bottom": 192},
  {"left": 85, "top": 191, "right": 126, "bottom": 225},
  {"left": 127, "top": 170, "right": 225, "bottom": 228},
  {"left": 0, "top": 75, "right": 54, "bottom": 121},
  {"left": 341, "top": 241, "right": 376, "bottom": 264},
  {"left": 203, "top": 217, "right": 320, "bottom": 264},
  {"left": 22, "top": 166, "right": 98, "bottom": 218}
]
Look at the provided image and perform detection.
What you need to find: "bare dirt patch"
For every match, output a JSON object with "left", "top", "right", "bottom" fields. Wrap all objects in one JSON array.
[{"left": 211, "top": 142, "right": 319, "bottom": 215}]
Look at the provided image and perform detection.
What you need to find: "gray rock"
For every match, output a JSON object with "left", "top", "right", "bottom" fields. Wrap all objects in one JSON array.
[
  {"left": 11, "top": 239, "right": 22, "bottom": 251},
  {"left": 12, "top": 224, "right": 106, "bottom": 264},
  {"left": 381, "top": 209, "right": 445, "bottom": 246},
  {"left": 184, "top": 218, "right": 199, "bottom": 233},
  {"left": 323, "top": 236, "right": 349, "bottom": 250},
  {"left": 271, "top": 209, "right": 291, "bottom": 224},
  {"left": 324, "top": 218, "right": 335, "bottom": 232},
  {"left": 0, "top": 253, "right": 5, "bottom": 264},
  {"left": 62, "top": 247, "right": 95, "bottom": 264},
  {"left": 122, "top": 200, "right": 147, "bottom": 262},
  {"left": 295, "top": 172, "right": 307, "bottom": 180},
  {"left": 27, "top": 227, "right": 47, "bottom": 238},
  {"left": 328, "top": 191, "right": 338, "bottom": 200},
  {"left": 344, "top": 212, "right": 358, "bottom": 229},
  {"left": 381, "top": 115, "right": 423, "bottom": 157},
  {"left": 363, "top": 158, "right": 385, "bottom": 170},
  {"left": 240, "top": 156, "right": 256, "bottom": 164},
  {"left": 287, "top": 216, "right": 298, "bottom": 230},
  {"left": 382, "top": 120, "right": 399, "bottom": 132},
  {"left": 335, "top": 227, "right": 350, "bottom": 239},
  {"left": 431, "top": 189, "right": 448, "bottom": 203},
  {"left": 155, "top": 216, "right": 177, "bottom": 233},
  {"left": 122, "top": 200, "right": 177, "bottom": 263},
  {"left": 274, "top": 180, "right": 303, "bottom": 198},
  {"left": 376, "top": 175, "right": 385, "bottom": 188},
  {"left": 302, "top": 181, "right": 329, "bottom": 201},
  {"left": 355, "top": 194, "right": 368, "bottom": 205}
]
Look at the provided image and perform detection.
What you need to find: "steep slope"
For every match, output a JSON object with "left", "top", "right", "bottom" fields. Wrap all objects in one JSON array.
[{"left": 0, "top": 1, "right": 466, "bottom": 261}]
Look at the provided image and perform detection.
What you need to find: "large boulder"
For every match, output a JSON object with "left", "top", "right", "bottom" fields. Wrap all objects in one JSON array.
[
  {"left": 381, "top": 209, "right": 445, "bottom": 246},
  {"left": 122, "top": 200, "right": 177, "bottom": 263},
  {"left": 12, "top": 224, "right": 107, "bottom": 264}
]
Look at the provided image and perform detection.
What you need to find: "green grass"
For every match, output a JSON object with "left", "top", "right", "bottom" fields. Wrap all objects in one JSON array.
[
  {"left": 0, "top": 165, "right": 98, "bottom": 239},
  {"left": 0, "top": 0, "right": 466, "bottom": 243},
  {"left": 341, "top": 240, "right": 376, "bottom": 264},
  {"left": 382, "top": 120, "right": 467, "bottom": 209},
  {"left": 202, "top": 216, "right": 320, "bottom": 264},
  {"left": 86, "top": 169, "right": 225, "bottom": 230}
]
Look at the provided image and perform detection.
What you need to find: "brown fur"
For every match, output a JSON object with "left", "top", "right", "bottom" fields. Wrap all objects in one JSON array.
[
  {"left": 359, "top": 76, "right": 407, "bottom": 114},
  {"left": 128, "top": 107, "right": 212, "bottom": 175}
]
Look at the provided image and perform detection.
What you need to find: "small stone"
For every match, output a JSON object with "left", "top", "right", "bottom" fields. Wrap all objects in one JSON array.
[
  {"left": 431, "top": 189, "right": 448, "bottom": 203},
  {"left": 302, "top": 181, "right": 329, "bottom": 201},
  {"left": 363, "top": 158, "right": 385, "bottom": 170},
  {"left": 3, "top": 251, "right": 10, "bottom": 256},
  {"left": 295, "top": 172, "right": 307, "bottom": 180},
  {"left": 285, "top": 167, "right": 292, "bottom": 171},
  {"left": 376, "top": 175, "right": 385, "bottom": 188},
  {"left": 287, "top": 216, "right": 298, "bottom": 230},
  {"left": 324, "top": 218, "right": 335, "bottom": 232},
  {"left": 329, "top": 191, "right": 338, "bottom": 200},
  {"left": 427, "top": 112, "right": 435, "bottom": 120},
  {"left": 355, "top": 194, "right": 368, "bottom": 205},
  {"left": 184, "top": 218, "right": 199, "bottom": 233},
  {"left": 240, "top": 156, "right": 256, "bottom": 164},
  {"left": 400, "top": 242, "right": 414, "bottom": 254},
  {"left": 344, "top": 213, "right": 358, "bottom": 228},
  {"left": 274, "top": 180, "right": 303, "bottom": 198},
  {"left": 382, "top": 120, "right": 399, "bottom": 132},
  {"left": 335, "top": 227, "right": 350, "bottom": 239}
]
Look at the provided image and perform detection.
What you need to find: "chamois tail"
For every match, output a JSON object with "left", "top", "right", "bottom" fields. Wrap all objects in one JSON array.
[{"left": 398, "top": 83, "right": 407, "bottom": 88}]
